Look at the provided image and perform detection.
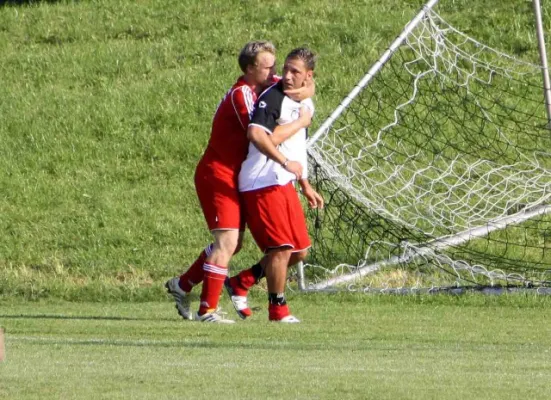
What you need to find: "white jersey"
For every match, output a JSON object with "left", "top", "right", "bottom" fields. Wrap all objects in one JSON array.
[{"left": 238, "top": 81, "right": 314, "bottom": 192}]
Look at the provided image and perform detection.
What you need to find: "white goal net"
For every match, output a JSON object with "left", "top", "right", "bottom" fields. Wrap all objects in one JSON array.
[{"left": 299, "top": 2, "right": 551, "bottom": 293}]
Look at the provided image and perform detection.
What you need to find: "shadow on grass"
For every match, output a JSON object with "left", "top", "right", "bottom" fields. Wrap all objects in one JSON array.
[
  {"left": 0, "top": 0, "right": 62, "bottom": 6},
  {"left": 11, "top": 336, "right": 335, "bottom": 351},
  {"left": 0, "top": 314, "right": 176, "bottom": 322}
]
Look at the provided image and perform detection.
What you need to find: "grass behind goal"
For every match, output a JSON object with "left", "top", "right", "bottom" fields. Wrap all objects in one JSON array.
[{"left": 1, "top": 0, "right": 551, "bottom": 299}]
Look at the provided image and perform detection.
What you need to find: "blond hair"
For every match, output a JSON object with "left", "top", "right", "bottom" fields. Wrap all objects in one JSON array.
[{"left": 238, "top": 41, "right": 276, "bottom": 73}]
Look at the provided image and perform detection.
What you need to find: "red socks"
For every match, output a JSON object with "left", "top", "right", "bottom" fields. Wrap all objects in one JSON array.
[
  {"left": 228, "top": 271, "right": 254, "bottom": 296},
  {"left": 268, "top": 292, "right": 289, "bottom": 321},
  {"left": 198, "top": 262, "right": 227, "bottom": 315},
  {"left": 178, "top": 244, "right": 212, "bottom": 292},
  {"left": 268, "top": 303, "right": 290, "bottom": 321},
  {"left": 228, "top": 263, "right": 265, "bottom": 296}
]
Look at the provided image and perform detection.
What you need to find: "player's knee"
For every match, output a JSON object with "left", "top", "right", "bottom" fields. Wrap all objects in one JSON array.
[
  {"left": 214, "top": 234, "right": 240, "bottom": 258},
  {"left": 268, "top": 247, "right": 293, "bottom": 266},
  {"left": 232, "top": 240, "right": 243, "bottom": 255},
  {"left": 221, "top": 241, "right": 239, "bottom": 258}
]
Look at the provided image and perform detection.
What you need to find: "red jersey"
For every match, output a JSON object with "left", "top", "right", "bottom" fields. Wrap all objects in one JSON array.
[
  {"left": 199, "top": 76, "right": 281, "bottom": 178},
  {"left": 200, "top": 76, "right": 257, "bottom": 177},
  {"left": 194, "top": 75, "right": 278, "bottom": 231}
]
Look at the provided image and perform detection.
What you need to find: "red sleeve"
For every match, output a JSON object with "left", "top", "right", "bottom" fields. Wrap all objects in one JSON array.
[{"left": 231, "top": 86, "right": 255, "bottom": 130}]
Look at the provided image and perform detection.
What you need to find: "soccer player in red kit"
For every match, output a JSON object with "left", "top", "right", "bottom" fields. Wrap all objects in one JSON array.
[{"left": 165, "top": 41, "right": 313, "bottom": 322}]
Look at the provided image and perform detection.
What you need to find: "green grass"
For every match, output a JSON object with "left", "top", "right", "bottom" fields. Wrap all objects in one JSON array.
[
  {"left": 2, "top": 2, "right": 551, "bottom": 398},
  {"left": 2, "top": 0, "right": 551, "bottom": 298},
  {"left": 1, "top": 293, "right": 551, "bottom": 400},
  {"left": 0, "top": 0, "right": 404, "bottom": 298}
]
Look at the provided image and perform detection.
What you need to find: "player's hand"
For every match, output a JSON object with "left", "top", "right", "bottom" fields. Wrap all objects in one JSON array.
[
  {"left": 298, "top": 106, "right": 313, "bottom": 128},
  {"left": 302, "top": 186, "right": 324, "bottom": 209},
  {"left": 284, "top": 160, "right": 303, "bottom": 180},
  {"left": 284, "top": 78, "right": 316, "bottom": 101}
]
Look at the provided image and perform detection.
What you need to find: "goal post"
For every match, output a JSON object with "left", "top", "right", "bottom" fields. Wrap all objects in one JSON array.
[
  {"left": 297, "top": 1, "right": 551, "bottom": 293},
  {"left": 532, "top": 0, "right": 551, "bottom": 127}
]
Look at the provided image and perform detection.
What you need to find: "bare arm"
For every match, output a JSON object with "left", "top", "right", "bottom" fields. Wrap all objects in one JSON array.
[
  {"left": 298, "top": 178, "right": 324, "bottom": 209},
  {"left": 247, "top": 125, "right": 303, "bottom": 179},
  {"left": 270, "top": 107, "right": 312, "bottom": 146}
]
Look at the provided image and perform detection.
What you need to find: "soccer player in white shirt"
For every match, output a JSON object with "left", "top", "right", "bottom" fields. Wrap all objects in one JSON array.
[{"left": 232, "top": 48, "right": 323, "bottom": 322}]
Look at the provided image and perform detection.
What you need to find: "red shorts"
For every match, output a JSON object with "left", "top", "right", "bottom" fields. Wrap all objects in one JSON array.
[
  {"left": 242, "top": 182, "right": 311, "bottom": 253},
  {"left": 194, "top": 160, "right": 245, "bottom": 231}
]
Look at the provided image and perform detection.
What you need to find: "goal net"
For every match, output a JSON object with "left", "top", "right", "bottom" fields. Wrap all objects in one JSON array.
[{"left": 299, "top": 3, "right": 551, "bottom": 293}]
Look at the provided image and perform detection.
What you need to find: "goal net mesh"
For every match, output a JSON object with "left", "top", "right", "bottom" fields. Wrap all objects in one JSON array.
[{"left": 302, "top": 9, "right": 551, "bottom": 292}]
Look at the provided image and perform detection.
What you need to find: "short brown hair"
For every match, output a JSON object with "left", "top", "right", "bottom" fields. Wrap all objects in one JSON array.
[
  {"left": 238, "top": 41, "right": 276, "bottom": 73},
  {"left": 286, "top": 47, "right": 316, "bottom": 71}
]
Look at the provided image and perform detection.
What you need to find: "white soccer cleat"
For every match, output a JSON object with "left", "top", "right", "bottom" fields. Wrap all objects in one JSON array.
[
  {"left": 195, "top": 311, "right": 235, "bottom": 324},
  {"left": 224, "top": 277, "right": 252, "bottom": 319},
  {"left": 275, "top": 315, "right": 301, "bottom": 323},
  {"left": 165, "top": 277, "right": 193, "bottom": 320}
]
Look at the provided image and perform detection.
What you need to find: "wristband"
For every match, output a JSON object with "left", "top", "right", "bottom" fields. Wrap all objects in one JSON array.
[{"left": 282, "top": 159, "right": 289, "bottom": 168}]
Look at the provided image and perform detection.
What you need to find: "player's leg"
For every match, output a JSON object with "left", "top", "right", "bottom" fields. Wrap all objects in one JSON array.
[
  {"left": 166, "top": 163, "right": 239, "bottom": 322},
  {"left": 225, "top": 250, "right": 306, "bottom": 318},
  {"left": 266, "top": 183, "right": 311, "bottom": 323},
  {"left": 224, "top": 256, "right": 265, "bottom": 319},
  {"left": 265, "top": 247, "right": 298, "bottom": 322},
  {"left": 229, "top": 250, "right": 305, "bottom": 291},
  {"left": 178, "top": 244, "right": 212, "bottom": 292},
  {"left": 165, "top": 243, "right": 213, "bottom": 320},
  {"left": 235, "top": 183, "right": 307, "bottom": 322},
  {"left": 225, "top": 186, "right": 275, "bottom": 319},
  {"left": 196, "top": 229, "right": 241, "bottom": 323}
]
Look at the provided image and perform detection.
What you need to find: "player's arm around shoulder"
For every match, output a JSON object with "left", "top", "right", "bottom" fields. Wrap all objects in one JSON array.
[
  {"left": 298, "top": 178, "right": 324, "bottom": 209},
  {"left": 270, "top": 106, "right": 312, "bottom": 146},
  {"left": 285, "top": 78, "right": 315, "bottom": 102}
]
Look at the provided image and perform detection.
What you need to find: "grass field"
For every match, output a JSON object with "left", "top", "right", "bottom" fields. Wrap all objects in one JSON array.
[
  {"left": 2, "top": 1, "right": 551, "bottom": 398},
  {"left": 2, "top": 294, "right": 551, "bottom": 400}
]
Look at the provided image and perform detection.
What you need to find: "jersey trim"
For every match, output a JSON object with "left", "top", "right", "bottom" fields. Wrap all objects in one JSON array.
[
  {"left": 249, "top": 123, "right": 274, "bottom": 135},
  {"left": 231, "top": 85, "right": 255, "bottom": 130}
]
